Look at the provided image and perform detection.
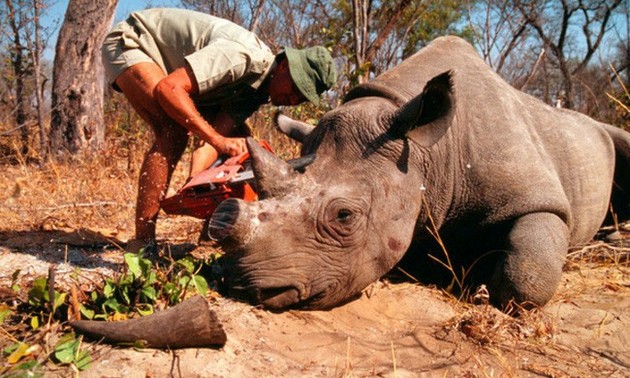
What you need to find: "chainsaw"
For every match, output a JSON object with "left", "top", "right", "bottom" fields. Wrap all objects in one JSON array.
[{"left": 161, "top": 140, "right": 314, "bottom": 219}]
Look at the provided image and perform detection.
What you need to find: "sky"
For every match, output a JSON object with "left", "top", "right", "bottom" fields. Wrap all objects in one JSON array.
[{"left": 42, "top": 0, "right": 180, "bottom": 60}]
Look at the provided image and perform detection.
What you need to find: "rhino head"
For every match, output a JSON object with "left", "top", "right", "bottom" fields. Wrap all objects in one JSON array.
[{"left": 209, "top": 72, "right": 454, "bottom": 310}]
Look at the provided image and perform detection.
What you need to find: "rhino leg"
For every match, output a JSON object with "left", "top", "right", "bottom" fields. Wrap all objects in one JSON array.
[
  {"left": 604, "top": 124, "right": 630, "bottom": 223},
  {"left": 490, "top": 212, "right": 568, "bottom": 309}
]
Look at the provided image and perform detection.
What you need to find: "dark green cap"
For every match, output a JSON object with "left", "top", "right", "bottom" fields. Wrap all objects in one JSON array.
[{"left": 284, "top": 46, "right": 337, "bottom": 105}]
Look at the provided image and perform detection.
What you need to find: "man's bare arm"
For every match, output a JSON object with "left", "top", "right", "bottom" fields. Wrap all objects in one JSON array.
[{"left": 153, "top": 65, "right": 246, "bottom": 156}]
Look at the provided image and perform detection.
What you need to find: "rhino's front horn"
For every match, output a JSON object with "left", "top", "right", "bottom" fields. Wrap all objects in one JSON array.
[{"left": 247, "top": 137, "right": 298, "bottom": 199}]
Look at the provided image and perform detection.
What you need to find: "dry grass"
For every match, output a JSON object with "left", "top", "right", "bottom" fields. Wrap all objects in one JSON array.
[
  {"left": 0, "top": 139, "right": 140, "bottom": 235},
  {"left": 439, "top": 285, "right": 556, "bottom": 347},
  {"left": 566, "top": 237, "right": 630, "bottom": 268}
]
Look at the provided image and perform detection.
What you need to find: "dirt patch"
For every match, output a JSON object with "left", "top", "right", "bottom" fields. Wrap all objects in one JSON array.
[{"left": 0, "top": 222, "right": 628, "bottom": 377}]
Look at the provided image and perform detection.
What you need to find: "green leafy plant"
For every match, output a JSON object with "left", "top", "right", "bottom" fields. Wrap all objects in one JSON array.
[
  {"left": 27, "top": 276, "right": 67, "bottom": 330},
  {"left": 52, "top": 333, "right": 91, "bottom": 371},
  {"left": 80, "top": 251, "right": 213, "bottom": 321},
  {"left": 0, "top": 303, "right": 12, "bottom": 324},
  {"left": 2, "top": 251, "right": 220, "bottom": 375}
]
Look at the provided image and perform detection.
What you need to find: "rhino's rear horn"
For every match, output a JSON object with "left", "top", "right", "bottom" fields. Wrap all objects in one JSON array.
[
  {"left": 247, "top": 137, "right": 298, "bottom": 199},
  {"left": 275, "top": 113, "right": 315, "bottom": 144}
]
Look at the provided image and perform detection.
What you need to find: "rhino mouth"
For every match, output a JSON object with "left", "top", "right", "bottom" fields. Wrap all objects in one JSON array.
[
  {"left": 227, "top": 283, "right": 301, "bottom": 310},
  {"left": 253, "top": 286, "right": 300, "bottom": 309}
]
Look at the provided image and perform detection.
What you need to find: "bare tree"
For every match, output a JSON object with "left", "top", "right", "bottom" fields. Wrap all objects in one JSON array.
[
  {"left": 4, "top": 0, "right": 31, "bottom": 156},
  {"left": 49, "top": 0, "right": 118, "bottom": 155},
  {"left": 0, "top": 0, "right": 55, "bottom": 160},
  {"left": 347, "top": 0, "right": 469, "bottom": 84},
  {"left": 466, "top": 0, "right": 533, "bottom": 77},
  {"left": 351, "top": 0, "right": 372, "bottom": 83},
  {"left": 181, "top": 0, "right": 267, "bottom": 31},
  {"left": 248, "top": 0, "right": 265, "bottom": 32},
  {"left": 517, "top": 0, "right": 623, "bottom": 109},
  {"left": 180, "top": 0, "right": 333, "bottom": 56},
  {"left": 31, "top": 0, "right": 47, "bottom": 158}
]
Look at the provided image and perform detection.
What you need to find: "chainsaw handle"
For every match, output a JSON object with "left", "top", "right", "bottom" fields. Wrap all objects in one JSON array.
[{"left": 210, "top": 156, "right": 226, "bottom": 168}]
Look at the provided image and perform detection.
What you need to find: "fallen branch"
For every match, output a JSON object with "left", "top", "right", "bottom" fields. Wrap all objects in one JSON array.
[{"left": 71, "top": 296, "right": 227, "bottom": 349}]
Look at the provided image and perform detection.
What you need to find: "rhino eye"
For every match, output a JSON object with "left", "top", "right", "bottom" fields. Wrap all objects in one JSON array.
[
  {"left": 337, "top": 208, "right": 354, "bottom": 223},
  {"left": 316, "top": 198, "right": 367, "bottom": 247}
]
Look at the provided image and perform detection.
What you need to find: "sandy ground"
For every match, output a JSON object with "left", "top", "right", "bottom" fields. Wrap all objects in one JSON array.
[{"left": 0, "top": 221, "right": 628, "bottom": 378}]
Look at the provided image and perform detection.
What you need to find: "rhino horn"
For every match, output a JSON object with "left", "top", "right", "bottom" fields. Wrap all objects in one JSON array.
[
  {"left": 71, "top": 295, "right": 226, "bottom": 349},
  {"left": 247, "top": 137, "right": 298, "bottom": 199},
  {"left": 391, "top": 70, "right": 454, "bottom": 147},
  {"left": 275, "top": 113, "right": 315, "bottom": 144}
]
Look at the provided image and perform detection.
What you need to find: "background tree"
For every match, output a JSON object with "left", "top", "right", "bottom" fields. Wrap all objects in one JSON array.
[
  {"left": 465, "top": 0, "right": 535, "bottom": 83},
  {"left": 470, "top": 0, "right": 627, "bottom": 115},
  {"left": 181, "top": 0, "right": 246, "bottom": 25},
  {"left": 4, "top": 0, "right": 30, "bottom": 156},
  {"left": 181, "top": 0, "right": 331, "bottom": 49},
  {"left": 519, "top": 0, "right": 622, "bottom": 110},
  {"left": 1, "top": 0, "right": 51, "bottom": 159},
  {"left": 328, "top": 0, "right": 470, "bottom": 86},
  {"left": 49, "top": 0, "right": 118, "bottom": 155},
  {"left": 31, "top": 0, "right": 47, "bottom": 158},
  {"left": 467, "top": 0, "right": 626, "bottom": 125}
]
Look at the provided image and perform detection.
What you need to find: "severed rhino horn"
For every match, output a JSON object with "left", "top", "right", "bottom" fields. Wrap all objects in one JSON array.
[
  {"left": 71, "top": 295, "right": 226, "bottom": 349},
  {"left": 247, "top": 137, "right": 299, "bottom": 199}
]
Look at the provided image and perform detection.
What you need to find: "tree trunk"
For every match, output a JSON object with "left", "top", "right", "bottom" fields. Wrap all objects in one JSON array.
[
  {"left": 351, "top": 0, "right": 369, "bottom": 84},
  {"left": 6, "top": 0, "right": 31, "bottom": 157},
  {"left": 50, "top": 0, "right": 117, "bottom": 155},
  {"left": 32, "top": 0, "right": 48, "bottom": 160},
  {"left": 248, "top": 0, "right": 266, "bottom": 33}
]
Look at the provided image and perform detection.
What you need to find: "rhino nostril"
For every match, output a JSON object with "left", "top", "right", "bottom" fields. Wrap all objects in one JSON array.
[{"left": 208, "top": 199, "right": 241, "bottom": 241}]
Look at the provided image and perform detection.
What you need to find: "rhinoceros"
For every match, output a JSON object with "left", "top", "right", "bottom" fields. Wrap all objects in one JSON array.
[{"left": 209, "top": 36, "right": 630, "bottom": 311}]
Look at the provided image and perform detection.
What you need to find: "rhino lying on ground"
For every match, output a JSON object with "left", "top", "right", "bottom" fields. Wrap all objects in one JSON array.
[{"left": 209, "top": 36, "right": 630, "bottom": 311}]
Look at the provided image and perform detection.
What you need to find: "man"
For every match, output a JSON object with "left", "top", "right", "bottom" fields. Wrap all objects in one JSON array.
[{"left": 102, "top": 8, "right": 337, "bottom": 251}]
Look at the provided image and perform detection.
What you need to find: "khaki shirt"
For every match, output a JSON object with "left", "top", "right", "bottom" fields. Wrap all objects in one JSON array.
[{"left": 104, "top": 8, "right": 275, "bottom": 123}]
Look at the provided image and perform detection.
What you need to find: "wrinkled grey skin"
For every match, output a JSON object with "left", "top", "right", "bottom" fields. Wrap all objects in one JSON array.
[{"left": 209, "top": 36, "right": 630, "bottom": 311}]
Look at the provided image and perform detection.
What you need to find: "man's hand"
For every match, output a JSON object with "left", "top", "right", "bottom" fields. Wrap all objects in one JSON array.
[{"left": 215, "top": 136, "right": 247, "bottom": 157}]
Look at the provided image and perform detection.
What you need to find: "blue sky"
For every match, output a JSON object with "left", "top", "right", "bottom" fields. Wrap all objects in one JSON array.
[{"left": 42, "top": 0, "right": 180, "bottom": 60}]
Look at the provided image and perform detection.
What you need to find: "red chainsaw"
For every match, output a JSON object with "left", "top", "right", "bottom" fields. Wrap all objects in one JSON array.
[{"left": 161, "top": 140, "right": 314, "bottom": 219}]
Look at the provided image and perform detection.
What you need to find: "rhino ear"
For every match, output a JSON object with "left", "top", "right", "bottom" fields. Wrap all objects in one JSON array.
[
  {"left": 390, "top": 70, "right": 454, "bottom": 147},
  {"left": 275, "top": 113, "right": 315, "bottom": 144}
]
